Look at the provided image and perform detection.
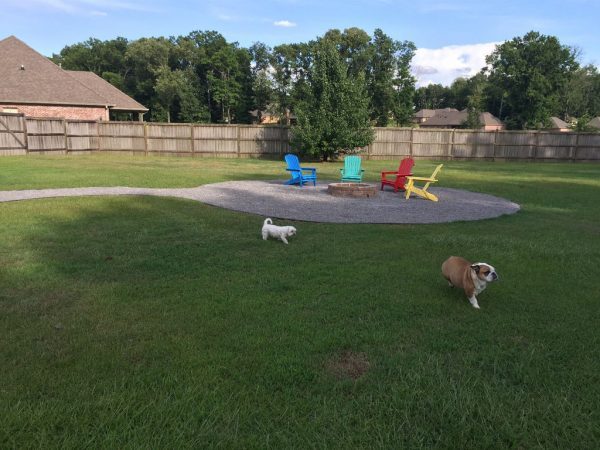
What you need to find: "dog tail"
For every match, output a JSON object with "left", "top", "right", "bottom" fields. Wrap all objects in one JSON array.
[{"left": 264, "top": 218, "right": 273, "bottom": 225}]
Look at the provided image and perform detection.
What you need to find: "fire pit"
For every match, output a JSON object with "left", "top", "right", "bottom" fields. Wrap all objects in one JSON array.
[{"left": 327, "top": 183, "right": 378, "bottom": 198}]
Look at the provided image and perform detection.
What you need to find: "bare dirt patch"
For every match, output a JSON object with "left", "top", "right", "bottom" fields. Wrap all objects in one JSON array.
[{"left": 325, "top": 350, "right": 370, "bottom": 380}]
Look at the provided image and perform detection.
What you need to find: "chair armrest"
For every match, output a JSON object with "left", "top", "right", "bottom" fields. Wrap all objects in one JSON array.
[
  {"left": 381, "top": 171, "right": 398, "bottom": 175},
  {"left": 286, "top": 168, "right": 301, "bottom": 172},
  {"left": 406, "top": 176, "right": 436, "bottom": 182},
  {"left": 301, "top": 167, "right": 316, "bottom": 172}
]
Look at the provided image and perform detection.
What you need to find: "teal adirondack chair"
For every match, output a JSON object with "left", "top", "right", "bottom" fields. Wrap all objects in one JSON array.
[{"left": 340, "top": 155, "right": 364, "bottom": 182}]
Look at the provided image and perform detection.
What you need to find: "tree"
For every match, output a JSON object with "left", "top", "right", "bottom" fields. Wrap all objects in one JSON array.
[
  {"left": 270, "top": 43, "right": 313, "bottom": 124},
  {"left": 125, "top": 37, "right": 173, "bottom": 121},
  {"left": 559, "top": 65, "right": 600, "bottom": 119},
  {"left": 154, "top": 67, "right": 208, "bottom": 123},
  {"left": 292, "top": 40, "right": 374, "bottom": 161},
  {"left": 391, "top": 39, "right": 417, "bottom": 126},
  {"left": 415, "top": 84, "right": 450, "bottom": 110},
  {"left": 367, "top": 29, "right": 416, "bottom": 126},
  {"left": 249, "top": 42, "right": 274, "bottom": 120},
  {"left": 485, "top": 31, "right": 579, "bottom": 129}
]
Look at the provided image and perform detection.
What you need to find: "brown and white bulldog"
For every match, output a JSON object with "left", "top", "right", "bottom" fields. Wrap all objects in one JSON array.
[{"left": 442, "top": 256, "right": 498, "bottom": 309}]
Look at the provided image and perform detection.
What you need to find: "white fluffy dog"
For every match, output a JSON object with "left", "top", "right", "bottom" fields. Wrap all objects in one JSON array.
[{"left": 261, "top": 218, "right": 296, "bottom": 244}]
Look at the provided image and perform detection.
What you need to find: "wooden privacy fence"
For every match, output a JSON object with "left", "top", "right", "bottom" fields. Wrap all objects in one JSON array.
[{"left": 1, "top": 113, "right": 599, "bottom": 161}]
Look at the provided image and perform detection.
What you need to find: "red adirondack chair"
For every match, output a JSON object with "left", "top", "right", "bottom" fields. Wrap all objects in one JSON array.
[{"left": 380, "top": 157, "right": 415, "bottom": 192}]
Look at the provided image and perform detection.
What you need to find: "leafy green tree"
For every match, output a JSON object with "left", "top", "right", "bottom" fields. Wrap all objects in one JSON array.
[
  {"left": 52, "top": 37, "right": 129, "bottom": 76},
  {"left": 154, "top": 67, "right": 209, "bottom": 123},
  {"left": 391, "top": 38, "right": 417, "bottom": 126},
  {"left": 124, "top": 37, "right": 173, "bottom": 121},
  {"left": 154, "top": 66, "right": 182, "bottom": 123},
  {"left": 559, "top": 65, "right": 600, "bottom": 119},
  {"left": 414, "top": 84, "right": 450, "bottom": 110},
  {"left": 367, "top": 29, "right": 416, "bottom": 126},
  {"left": 485, "top": 31, "right": 579, "bottom": 129},
  {"left": 270, "top": 43, "right": 313, "bottom": 124},
  {"left": 323, "top": 27, "right": 372, "bottom": 77},
  {"left": 249, "top": 42, "right": 274, "bottom": 120},
  {"left": 292, "top": 40, "right": 374, "bottom": 161}
]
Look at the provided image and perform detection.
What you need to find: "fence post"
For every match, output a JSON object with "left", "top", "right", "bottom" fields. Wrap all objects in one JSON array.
[
  {"left": 533, "top": 130, "right": 539, "bottom": 161},
  {"left": 572, "top": 132, "right": 579, "bottom": 162},
  {"left": 96, "top": 120, "right": 101, "bottom": 152},
  {"left": 190, "top": 123, "right": 194, "bottom": 157},
  {"left": 63, "top": 118, "right": 69, "bottom": 155},
  {"left": 237, "top": 125, "right": 241, "bottom": 158},
  {"left": 143, "top": 122, "right": 149, "bottom": 157},
  {"left": 409, "top": 127, "right": 413, "bottom": 157},
  {"left": 493, "top": 129, "right": 498, "bottom": 161},
  {"left": 449, "top": 129, "right": 455, "bottom": 160},
  {"left": 22, "top": 115, "right": 29, "bottom": 155}
]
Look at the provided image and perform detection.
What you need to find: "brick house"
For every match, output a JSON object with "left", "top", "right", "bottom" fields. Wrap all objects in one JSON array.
[{"left": 0, "top": 36, "right": 147, "bottom": 121}]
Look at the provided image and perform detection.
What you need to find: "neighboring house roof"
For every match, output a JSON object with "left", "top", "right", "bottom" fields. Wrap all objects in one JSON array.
[
  {"left": 479, "top": 112, "right": 504, "bottom": 127},
  {"left": 0, "top": 35, "right": 146, "bottom": 112},
  {"left": 421, "top": 109, "right": 503, "bottom": 128},
  {"left": 547, "top": 116, "right": 570, "bottom": 130},
  {"left": 66, "top": 71, "right": 147, "bottom": 112},
  {"left": 413, "top": 108, "right": 458, "bottom": 119},
  {"left": 588, "top": 117, "right": 600, "bottom": 129}
]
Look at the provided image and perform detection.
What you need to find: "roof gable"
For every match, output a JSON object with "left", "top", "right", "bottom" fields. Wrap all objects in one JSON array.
[
  {"left": 0, "top": 36, "right": 112, "bottom": 107},
  {"left": 588, "top": 117, "right": 600, "bottom": 129},
  {"left": 66, "top": 71, "right": 147, "bottom": 112},
  {"left": 547, "top": 116, "right": 569, "bottom": 129}
]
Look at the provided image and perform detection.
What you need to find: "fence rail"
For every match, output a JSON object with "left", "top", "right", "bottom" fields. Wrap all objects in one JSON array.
[{"left": 0, "top": 113, "right": 598, "bottom": 161}]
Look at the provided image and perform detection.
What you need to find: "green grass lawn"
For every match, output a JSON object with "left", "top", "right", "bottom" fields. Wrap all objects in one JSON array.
[{"left": 1, "top": 155, "right": 599, "bottom": 448}]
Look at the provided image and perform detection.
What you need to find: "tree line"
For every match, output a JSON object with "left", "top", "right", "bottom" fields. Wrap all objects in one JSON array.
[
  {"left": 51, "top": 27, "right": 415, "bottom": 127},
  {"left": 52, "top": 29, "right": 599, "bottom": 158},
  {"left": 415, "top": 31, "right": 600, "bottom": 130}
]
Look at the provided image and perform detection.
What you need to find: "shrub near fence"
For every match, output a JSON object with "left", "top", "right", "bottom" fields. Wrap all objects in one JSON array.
[{"left": 0, "top": 113, "right": 598, "bottom": 161}]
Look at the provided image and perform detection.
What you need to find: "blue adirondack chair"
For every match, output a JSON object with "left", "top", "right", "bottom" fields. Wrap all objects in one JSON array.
[
  {"left": 284, "top": 154, "right": 317, "bottom": 186},
  {"left": 340, "top": 155, "right": 364, "bottom": 182}
]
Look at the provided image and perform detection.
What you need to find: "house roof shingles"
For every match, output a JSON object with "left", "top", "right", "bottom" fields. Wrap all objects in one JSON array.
[
  {"left": 66, "top": 71, "right": 147, "bottom": 112},
  {"left": 421, "top": 109, "right": 503, "bottom": 127},
  {"left": 414, "top": 108, "right": 458, "bottom": 119},
  {"left": 0, "top": 35, "right": 146, "bottom": 112},
  {"left": 588, "top": 117, "right": 600, "bottom": 129},
  {"left": 547, "top": 116, "right": 569, "bottom": 130}
]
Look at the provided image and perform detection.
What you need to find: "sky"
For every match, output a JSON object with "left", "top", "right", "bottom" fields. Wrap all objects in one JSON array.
[{"left": 2, "top": 0, "right": 599, "bottom": 87}]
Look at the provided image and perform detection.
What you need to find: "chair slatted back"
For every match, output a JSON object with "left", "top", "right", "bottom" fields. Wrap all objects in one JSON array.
[
  {"left": 344, "top": 156, "right": 362, "bottom": 176},
  {"left": 284, "top": 154, "right": 301, "bottom": 171},
  {"left": 398, "top": 157, "right": 415, "bottom": 176}
]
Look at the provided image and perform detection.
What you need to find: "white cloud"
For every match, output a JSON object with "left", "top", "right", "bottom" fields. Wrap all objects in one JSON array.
[
  {"left": 411, "top": 42, "right": 500, "bottom": 87},
  {"left": 273, "top": 20, "right": 297, "bottom": 28}
]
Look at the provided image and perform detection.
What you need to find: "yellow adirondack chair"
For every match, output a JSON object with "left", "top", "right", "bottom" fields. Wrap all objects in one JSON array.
[{"left": 404, "top": 164, "right": 443, "bottom": 202}]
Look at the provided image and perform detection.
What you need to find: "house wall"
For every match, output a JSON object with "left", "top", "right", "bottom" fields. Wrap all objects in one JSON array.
[
  {"left": 1, "top": 104, "right": 108, "bottom": 121},
  {"left": 483, "top": 125, "right": 505, "bottom": 131}
]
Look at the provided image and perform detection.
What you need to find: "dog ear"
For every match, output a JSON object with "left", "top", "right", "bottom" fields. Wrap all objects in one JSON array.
[{"left": 470, "top": 264, "right": 480, "bottom": 273}]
